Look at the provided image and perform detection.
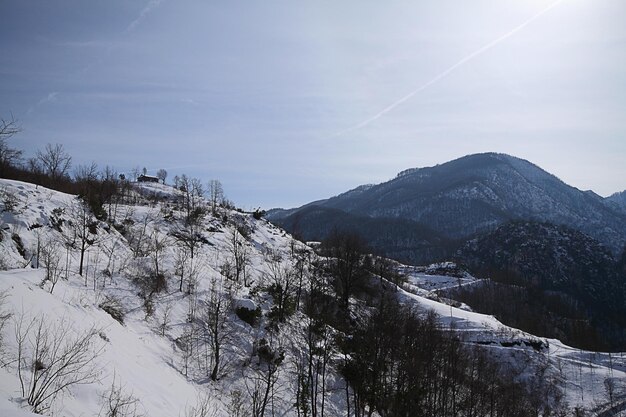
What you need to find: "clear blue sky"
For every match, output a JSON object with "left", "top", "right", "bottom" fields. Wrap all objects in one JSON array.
[{"left": 1, "top": 0, "right": 625, "bottom": 209}]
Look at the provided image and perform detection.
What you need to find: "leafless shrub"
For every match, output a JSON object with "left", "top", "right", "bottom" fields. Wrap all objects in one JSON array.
[
  {"left": 13, "top": 314, "right": 102, "bottom": 413},
  {"left": 40, "top": 242, "right": 63, "bottom": 294},
  {"left": 159, "top": 301, "right": 173, "bottom": 336},
  {"left": 0, "top": 185, "right": 19, "bottom": 214},
  {"left": 0, "top": 291, "right": 12, "bottom": 355},
  {"left": 184, "top": 392, "right": 219, "bottom": 417},
  {"left": 98, "top": 374, "right": 143, "bottom": 417}
]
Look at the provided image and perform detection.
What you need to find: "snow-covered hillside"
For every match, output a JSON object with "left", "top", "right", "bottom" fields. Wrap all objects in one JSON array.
[
  {"left": 0, "top": 178, "right": 312, "bottom": 416},
  {"left": 0, "top": 178, "right": 625, "bottom": 416}
]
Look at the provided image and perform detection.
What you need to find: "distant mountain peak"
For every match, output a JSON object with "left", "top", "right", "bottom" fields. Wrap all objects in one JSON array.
[
  {"left": 272, "top": 152, "right": 626, "bottom": 256},
  {"left": 394, "top": 153, "right": 545, "bottom": 179},
  {"left": 396, "top": 167, "right": 421, "bottom": 178},
  {"left": 606, "top": 190, "right": 626, "bottom": 215}
]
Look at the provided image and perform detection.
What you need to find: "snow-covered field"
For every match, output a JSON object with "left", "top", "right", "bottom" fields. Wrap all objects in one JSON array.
[{"left": 0, "top": 178, "right": 625, "bottom": 416}]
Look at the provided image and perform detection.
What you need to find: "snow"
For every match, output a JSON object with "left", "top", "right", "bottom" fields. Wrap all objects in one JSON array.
[
  {"left": 0, "top": 179, "right": 302, "bottom": 415},
  {"left": 233, "top": 297, "right": 257, "bottom": 311},
  {"left": 402, "top": 270, "right": 478, "bottom": 292},
  {"left": 0, "top": 178, "right": 624, "bottom": 415}
]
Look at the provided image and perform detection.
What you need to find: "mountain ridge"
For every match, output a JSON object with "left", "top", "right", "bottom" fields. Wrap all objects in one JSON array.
[{"left": 269, "top": 152, "right": 626, "bottom": 257}]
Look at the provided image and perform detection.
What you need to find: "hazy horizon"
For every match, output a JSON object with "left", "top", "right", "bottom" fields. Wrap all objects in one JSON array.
[{"left": 1, "top": 0, "right": 625, "bottom": 208}]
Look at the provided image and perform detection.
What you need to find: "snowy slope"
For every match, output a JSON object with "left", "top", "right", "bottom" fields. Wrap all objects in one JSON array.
[
  {"left": 397, "top": 277, "right": 626, "bottom": 412},
  {"left": 1, "top": 178, "right": 625, "bottom": 416},
  {"left": 0, "top": 179, "right": 309, "bottom": 416}
]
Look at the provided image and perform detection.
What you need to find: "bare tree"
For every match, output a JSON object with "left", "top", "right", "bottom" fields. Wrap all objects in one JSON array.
[
  {"left": 131, "top": 167, "right": 141, "bottom": 182},
  {"left": 184, "top": 392, "right": 219, "bottom": 417},
  {"left": 159, "top": 301, "right": 173, "bottom": 337},
  {"left": 0, "top": 115, "right": 22, "bottom": 172},
  {"left": 40, "top": 239, "right": 63, "bottom": 294},
  {"left": 178, "top": 325, "right": 197, "bottom": 378},
  {"left": 178, "top": 175, "right": 205, "bottom": 222},
  {"left": 202, "top": 277, "right": 232, "bottom": 381},
  {"left": 101, "top": 236, "right": 124, "bottom": 286},
  {"left": 0, "top": 184, "right": 19, "bottom": 215},
  {"left": 156, "top": 169, "right": 167, "bottom": 184},
  {"left": 102, "top": 166, "right": 121, "bottom": 222},
  {"left": 98, "top": 374, "right": 143, "bottom": 417},
  {"left": 290, "top": 239, "right": 310, "bottom": 310},
  {"left": 74, "top": 162, "right": 99, "bottom": 183},
  {"left": 125, "top": 211, "right": 154, "bottom": 258},
  {"left": 14, "top": 314, "right": 102, "bottom": 414},
  {"left": 0, "top": 290, "right": 11, "bottom": 352},
  {"left": 36, "top": 143, "right": 72, "bottom": 180},
  {"left": 67, "top": 197, "right": 102, "bottom": 276},
  {"left": 185, "top": 254, "right": 202, "bottom": 296},
  {"left": 227, "top": 390, "right": 247, "bottom": 417},
  {"left": 149, "top": 228, "right": 169, "bottom": 279},
  {"left": 227, "top": 228, "right": 250, "bottom": 285},
  {"left": 191, "top": 178, "right": 204, "bottom": 200},
  {"left": 604, "top": 378, "right": 616, "bottom": 412},
  {"left": 171, "top": 218, "right": 205, "bottom": 261},
  {"left": 174, "top": 245, "right": 191, "bottom": 292},
  {"left": 207, "top": 179, "right": 224, "bottom": 215},
  {"left": 293, "top": 267, "right": 334, "bottom": 417},
  {"left": 0, "top": 115, "right": 20, "bottom": 140},
  {"left": 320, "top": 230, "right": 369, "bottom": 310},
  {"left": 265, "top": 251, "right": 296, "bottom": 324},
  {"left": 247, "top": 336, "right": 285, "bottom": 417}
]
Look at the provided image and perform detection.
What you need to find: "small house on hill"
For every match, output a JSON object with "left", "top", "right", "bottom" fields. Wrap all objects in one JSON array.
[{"left": 137, "top": 174, "right": 159, "bottom": 183}]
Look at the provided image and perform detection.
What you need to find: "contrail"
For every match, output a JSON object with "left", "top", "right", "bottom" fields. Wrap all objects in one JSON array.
[
  {"left": 126, "top": 0, "right": 164, "bottom": 33},
  {"left": 79, "top": 0, "right": 165, "bottom": 75},
  {"left": 26, "top": 92, "right": 59, "bottom": 115},
  {"left": 333, "top": 0, "right": 565, "bottom": 137},
  {"left": 25, "top": 0, "right": 165, "bottom": 118}
]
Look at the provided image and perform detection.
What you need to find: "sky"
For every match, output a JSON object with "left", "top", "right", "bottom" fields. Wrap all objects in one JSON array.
[{"left": 0, "top": 0, "right": 625, "bottom": 209}]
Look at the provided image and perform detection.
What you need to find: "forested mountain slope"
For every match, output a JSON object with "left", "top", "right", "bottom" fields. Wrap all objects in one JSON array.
[
  {"left": 453, "top": 221, "right": 626, "bottom": 351},
  {"left": 270, "top": 153, "right": 626, "bottom": 258}
]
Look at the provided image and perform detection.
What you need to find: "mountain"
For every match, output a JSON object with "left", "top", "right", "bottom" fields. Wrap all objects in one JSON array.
[
  {"left": 269, "top": 153, "right": 626, "bottom": 260},
  {"left": 453, "top": 221, "right": 626, "bottom": 350},
  {"left": 606, "top": 190, "right": 626, "bottom": 215},
  {"left": 273, "top": 205, "right": 453, "bottom": 264},
  {"left": 458, "top": 221, "right": 621, "bottom": 301}
]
